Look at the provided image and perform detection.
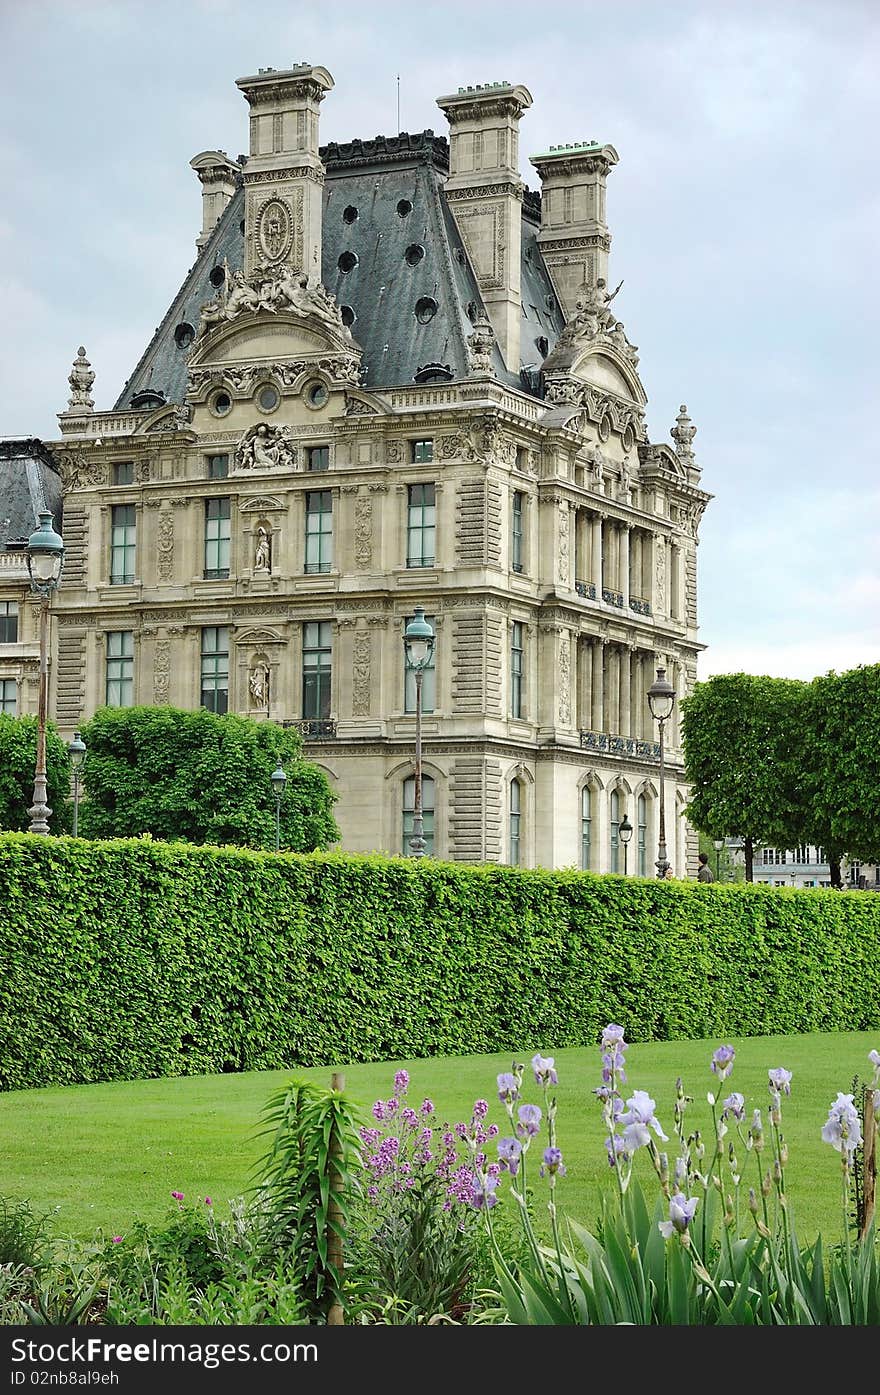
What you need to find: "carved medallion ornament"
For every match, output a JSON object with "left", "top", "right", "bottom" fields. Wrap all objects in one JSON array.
[{"left": 257, "top": 198, "right": 293, "bottom": 264}]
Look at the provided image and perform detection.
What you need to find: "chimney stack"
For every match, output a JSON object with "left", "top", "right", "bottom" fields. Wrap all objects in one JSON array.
[
  {"left": 235, "top": 63, "right": 334, "bottom": 280},
  {"left": 437, "top": 81, "right": 533, "bottom": 371},
  {"left": 529, "top": 141, "right": 619, "bottom": 320},
  {"left": 190, "top": 150, "right": 241, "bottom": 251}
]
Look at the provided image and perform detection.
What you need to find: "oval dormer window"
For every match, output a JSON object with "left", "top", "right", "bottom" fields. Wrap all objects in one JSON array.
[
  {"left": 131, "top": 390, "right": 166, "bottom": 410},
  {"left": 414, "top": 297, "right": 438, "bottom": 324}
]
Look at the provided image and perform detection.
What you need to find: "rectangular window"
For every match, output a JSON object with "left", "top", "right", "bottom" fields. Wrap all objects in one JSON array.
[
  {"left": 110, "top": 504, "right": 136, "bottom": 584},
  {"left": 0, "top": 602, "right": 18, "bottom": 644},
  {"left": 411, "top": 439, "right": 434, "bottom": 463},
  {"left": 510, "top": 780, "right": 521, "bottom": 866},
  {"left": 304, "top": 490, "right": 333, "bottom": 574},
  {"left": 307, "top": 446, "right": 330, "bottom": 472},
  {"left": 510, "top": 620, "right": 524, "bottom": 719},
  {"left": 580, "top": 787, "right": 591, "bottom": 871},
  {"left": 302, "top": 620, "right": 332, "bottom": 720},
  {"left": 512, "top": 491, "right": 524, "bottom": 573},
  {"left": 106, "top": 630, "right": 134, "bottom": 707},
  {"left": 206, "top": 453, "right": 229, "bottom": 480},
  {"left": 638, "top": 795, "right": 648, "bottom": 877},
  {"left": 200, "top": 626, "right": 229, "bottom": 714},
  {"left": 0, "top": 679, "right": 16, "bottom": 714},
  {"left": 406, "top": 483, "right": 435, "bottom": 568},
  {"left": 204, "top": 497, "right": 231, "bottom": 579},
  {"left": 404, "top": 614, "right": 436, "bottom": 714},
  {"left": 112, "top": 461, "right": 134, "bottom": 486}
]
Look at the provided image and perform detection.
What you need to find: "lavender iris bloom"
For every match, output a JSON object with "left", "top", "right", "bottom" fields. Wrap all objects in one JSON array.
[
  {"left": 721, "top": 1092, "right": 746, "bottom": 1123},
  {"left": 497, "top": 1072, "right": 519, "bottom": 1104},
  {"left": 768, "top": 1067, "right": 792, "bottom": 1096},
  {"left": 497, "top": 1136, "right": 522, "bottom": 1175},
  {"left": 531, "top": 1053, "right": 558, "bottom": 1086},
  {"left": 658, "top": 1192, "right": 699, "bottom": 1238},
  {"left": 470, "top": 1175, "right": 500, "bottom": 1209},
  {"left": 620, "top": 1090, "right": 668, "bottom": 1151},
  {"left": 711, "top": 1045, "right": 736, "bottom": 1080},
  {"left": 540, "top": 1146, "right": 566, "bottom": 1178},
  {"left": 516, "top": 1104, "right": 542, "bottom": 1138},
  {"left": 821, "top": 1093, "right": 863, "bottom": 1154}
]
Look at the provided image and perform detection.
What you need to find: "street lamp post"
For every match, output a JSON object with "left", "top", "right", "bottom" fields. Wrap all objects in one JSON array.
[
  {"left": 68, "top": 731, "right": 86, "bottom": 837},
  {"left": 402, "top": 607, "right": 436, "bottom": 858},
  {"left": 25, "top": 512, "right": 64, "bottom": 835},
  {"left": 647, "top": 665, "right": 676, "bottom": 878},
  {"left": 271, "top": 764, "right": 287, "bottom": 852},
  {"left": 619, "top": 810, "right": 633, "bottom": 876},
  {"left": 713, "top": 837, "right": 724, "bottom": 881}
]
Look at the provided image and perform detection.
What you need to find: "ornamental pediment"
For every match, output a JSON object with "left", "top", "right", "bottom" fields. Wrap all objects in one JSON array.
[{"left": 191, "top": 316, "right": 348, "bottom": 366}]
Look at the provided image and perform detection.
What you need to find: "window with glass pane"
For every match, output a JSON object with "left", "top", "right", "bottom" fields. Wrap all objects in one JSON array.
[
  {"left": 610, "top": 789, "right": 620, "bottom": 873},
  {"left": 0, "top": 602, "right": 18, "bottom": 644},
  {"left": 406, "top": 483, "right": 435, "bottom": 567},
  {"left": 200, "top": 626, "right": 229, "bottom": 714},
  {"left": 403, "top": 614, "right": 435, "bottom": 713},
  {"left": 206, "top": 453, "right": 229, "bottom": 479},
  {"left": 512, "top": 491, "right": 524, "bottom": 573},
  {"left": 110, "top": 504, "right": 136, "bottom": 584},
  {"left": 305, "top": 490, "right": 333, "bottom": 573},
  {"left": 581, "top": 787, "right": 591, "bottom": 870},
  {"left": 302, "top": 621, "right": 331, "bottom": 719},
  {"left": 510, "top": 621, "right": 524, "bottom": 718},
  {"left": 411, "top": 440, "right": 434, "bottom": 463},
  {"left": 402, "top": 773, "right": 435, "bottom": 856},
  {"left": 638, "top": 793, "right": 647, "bottom": 876},
  {"left": 204, "top": 497, "right": 231, "bottom": 578},
  {"left": 106, "top": 631, "right": 134, "bottom": 707},
  {"left": 510, "top": 779, "right": 522, "bottom": 865},
  {"left": 112, "top": 461, "right": 134, "bottom": 486},
  {"left": 307, "top": 446, "right": 330, "bottom": 472},
  {"left": 0, "top": 679, "right": 16, "bottom": 714}
]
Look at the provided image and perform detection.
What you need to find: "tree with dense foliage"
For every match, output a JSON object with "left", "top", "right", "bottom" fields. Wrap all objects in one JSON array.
[
  {"left": 799, "top": 664, "right": 880, "bottom": 884},
  {"left": 0, "top": 714, "right": 72, "bottom": 834},
  {"left": 78, "top": 706, "right": 338, "bottom": 851},
  {"left": 681, "top": 673, "right": 806, "bottom": 880}
]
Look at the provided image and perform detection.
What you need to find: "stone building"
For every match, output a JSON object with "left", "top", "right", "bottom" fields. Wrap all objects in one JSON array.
[
  {"left": 0, "top": 439, "right": 63, "bottom": 720},
  {"left": 22, "top": 63, "right": 711, "bottom": 870}
]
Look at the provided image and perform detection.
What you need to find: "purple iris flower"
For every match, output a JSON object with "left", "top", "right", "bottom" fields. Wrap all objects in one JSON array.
[
  {"left": 721, "top": 1092, "right": 746, "bottom": 1123},
  {"left": 497, "top": 1136, "right": 523, "bottom": 1175},
  {"left": 620, "top": 1091, "right": 668, "bottom": 1152},
  {"left": 658, "top": 1192, "right": 699, "bottom": 1238},
  {"left": 821, "top": 1093, "right": 863, "bottom": 1154},
  {"left": 497, "top": 1073, "right": 519, "bottom": 1104},
  {"left": 711, "top": 1045, "right": 736, "bottom": 1080},
  {"left": 768, "top": 1067, "right": 792, "bottom": 1096},
  {"left": 531, "top": 1053, "right": 558, "bottom": 1086},
  {"left": 516, "top": 1104, "right": 542, "bottom": 1139},
  {"left": 540, "top": 1146, "right": 566, "bottom": 1178}
]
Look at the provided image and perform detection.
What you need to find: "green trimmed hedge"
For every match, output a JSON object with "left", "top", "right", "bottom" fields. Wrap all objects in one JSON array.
[{"left": 1, "top": 833, "right": 879, "bottom": 1091}]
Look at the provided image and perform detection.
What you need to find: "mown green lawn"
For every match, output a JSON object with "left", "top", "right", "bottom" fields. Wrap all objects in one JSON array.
[{"left": 0, "top": 1030, "right": 876, "bottom": 1244}]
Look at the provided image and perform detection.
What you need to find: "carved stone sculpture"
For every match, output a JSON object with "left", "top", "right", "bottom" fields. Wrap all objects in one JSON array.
[
  {"left": 196, "top": 260, "right": 350, "bottom": 341},
  {"left": 254, "top": 526, "right": 271, "bottom": 572},
  {"left": 248, "top": 662, "right": 270, "bottom": 707},
  {"left": 671, "top": 404, "right": 697, "bottom": 465},
  {"left": 235, "top": 422, "right": 298, "bottom": 471},
  {"left": 466, "top": 314, "right": 496, "bottom": 376},
  {"left": 66, "top": 347, "right": 95, "bottom": 412}
]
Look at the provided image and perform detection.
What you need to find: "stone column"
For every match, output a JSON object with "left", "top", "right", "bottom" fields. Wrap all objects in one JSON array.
[
  {"left": 607, "top": 644, "right": 620, "bottom": 732},
  {"left": 619, "top": 524, "right": 630, "bottom": 607},
  {"left": 577, "top": 635, "right": 591, "bottom": 728},
  {"left": 621, "top": 644, "right": 632, "bottom": 737},
  {"left": 652, "top": 532, "right": 666, "bottom": 618},
  {"left": 591, "top": 512, "right": 603, "bottom": 596},
  {"left": 591, "top": 637, "right": 604, "bottom": 730}
]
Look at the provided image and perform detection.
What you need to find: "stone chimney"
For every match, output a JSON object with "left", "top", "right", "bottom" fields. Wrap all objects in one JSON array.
[
  {"left": 436, "top": 81, "right": 533, "bottom": 371},
  {"left": 529, "top": 141, "right": 619, "bottom": 320},
  {"left": 189, "top": 150, "right": 241, "bottom": 251},
  {"left": 235, "top": 63, "right": 334, "bottom": 280}
]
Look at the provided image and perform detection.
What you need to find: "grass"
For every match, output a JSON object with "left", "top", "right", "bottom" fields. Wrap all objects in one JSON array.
[{"left": 0, "top": 1029, "right": 876, "bottom": 1244}]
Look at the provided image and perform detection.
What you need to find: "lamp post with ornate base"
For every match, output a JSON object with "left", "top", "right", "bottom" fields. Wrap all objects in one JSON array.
[
  {"left": 68, "top": 731, "right": 86, "bottom": 837},
  {"left": 271, "top": 764, "right": 287, "bottom": 852},
  {"left": 713, "top": 837, "right": 724, "bottom": 881},
  {"left": 403, "top": 608, "right": 436, "bottom": 858},
  {"left": 647, "top": 665, "right": 676, "bottom": 878},
  {"left": 25, "top": 513, "right": 64, "bottom": 835},
  {"left": 619, "top": 810, "right": 633, "bottom": 876}
]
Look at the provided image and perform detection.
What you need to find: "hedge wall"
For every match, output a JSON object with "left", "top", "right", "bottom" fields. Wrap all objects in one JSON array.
[{"left": 2, "top": 832, "right": 879, "bottom": 1091}]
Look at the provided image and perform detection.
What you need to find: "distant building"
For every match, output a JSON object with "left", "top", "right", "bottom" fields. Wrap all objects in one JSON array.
[
  {"left": 0, "top": 439, "right": 63, "bottom": 719},
  {"left": 753, "top": 845, "right": 879, "bottom": 891},
  {"left": 2, "top": 64, "right": 712, "bottom": 870}
]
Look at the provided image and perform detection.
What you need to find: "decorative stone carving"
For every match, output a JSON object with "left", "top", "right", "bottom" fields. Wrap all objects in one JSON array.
[
  {"left": 351, "top": 630, "right": 371, "bottom": 716},
  {"left": 558, "top": 634, "right": 572, "bottom": 725},
  {"left": 196, "top": 259, "right": 351, "bottom": 341},
  {"left": 235, "top": 422, "right": 297, "bottom": 471},
  {"left": 618, "top": 457, "right": 633, "bottom": 501},
  {"left": 66, "top": 347, "right": 95, "bottom": 412},
  {"left": 153, "top": 638, "right": 171, "bottom": 703},
  {"left": 248, "top": 661, "right": 270, "bottom": 708},
  {"left": 257, "top": 198, "right": 293, "bottom": 263},
  {"left": 671, "top": 404, "right": 697, "bottom": 465},
  {"left": 354, "top": 495, "right": 372, "bottom": 566},
  {"left": 254, "top": 526, "right": 271, "bottom": 573},
  {"left": 157, "top": 513, "right": 174, "bottom": 581},
  {"left": 558, "top": 503, "right": 570, "bottom": 584},
  {"left": 385, "top": 439, "right": 404, "bottom": 463},
  {"left": 466, "top": 314, "right": 496, "bottom": 376},
  {"left": 655, "top": 536, "right": 666, "bottom": 609},
  {"left": 57, "top": 452, "right": 84, "bottom": 492}
]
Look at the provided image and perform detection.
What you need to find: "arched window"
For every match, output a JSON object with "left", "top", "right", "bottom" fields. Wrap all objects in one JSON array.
[
  {"left": 510, "top": 779, "right": 522, "bottom": 865},
  {"left": 610, "top": 789, "right": 620, "bottom": 873},
  {"left": 402, "top": 774, "right": 435, "bottom": 856},
  {"left": 637, "top": 794, "right": 648, "bottom": 876},
  {"left": 581, "top": 787, "right": 592, "bottom": 870}
]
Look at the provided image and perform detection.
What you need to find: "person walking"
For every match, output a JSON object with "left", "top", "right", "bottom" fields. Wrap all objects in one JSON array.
[{"left": 697, "top": 852, "right": 715, "bottom": 883}]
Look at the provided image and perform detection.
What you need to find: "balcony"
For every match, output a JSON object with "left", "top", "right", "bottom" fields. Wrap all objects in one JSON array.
[
  {"left": 629, "top": 595, "right": 652, "bottom": 616},
  {"left": 575, "top": 579, "right": 597, "bottom": 600},
  {"left": 602, "top": 588, "right": 624, "bottom": 608},
  {"left": 579, "top": 729, "right": 661, "bottom": 760},
  {"left": 282, "top": 719, "right": 337, "bottom": 739}
]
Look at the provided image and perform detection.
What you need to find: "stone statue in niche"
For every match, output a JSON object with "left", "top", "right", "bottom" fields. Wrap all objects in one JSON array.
[
  {"left": 254, "top": 527, "right": 271, "bottom": 572},
  {"left": 248, "top": 662, "right": 270, "bottom": 707}
]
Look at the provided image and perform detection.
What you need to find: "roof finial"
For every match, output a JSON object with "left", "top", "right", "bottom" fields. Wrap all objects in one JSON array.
[
  {"left": 671, "top": 403, "right": 696, "bottom": 463},
  {"left": 66, "top": 347, "right": 95, "bottom": 413}
]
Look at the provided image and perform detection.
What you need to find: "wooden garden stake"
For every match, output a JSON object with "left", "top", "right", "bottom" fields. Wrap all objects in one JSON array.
[
  {"left": 860, "top": 1088, "right": 876, "bottom": 1242},
  {"left": 327, "top": 1070, "right": 345, "bottom": 1325}
]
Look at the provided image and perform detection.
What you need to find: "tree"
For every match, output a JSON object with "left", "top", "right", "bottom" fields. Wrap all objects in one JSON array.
[
  {"left": 680, "top": 673, "right": 806, "bottom": 880},
  {"left": 78, "top": 706, "right": 338, "bottom": 851},
  {"left": 0, "top": 714, "right": 72, "bottom": 834},
  {"left": 799, "top": 664, "right": 880, "bottom": 884}
]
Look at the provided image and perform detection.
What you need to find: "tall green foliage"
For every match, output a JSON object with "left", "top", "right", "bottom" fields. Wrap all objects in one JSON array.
[
  {"left": 0, "top": 715, "right": 72, "bottom": 834},
  {"left": 77, "top": 706, "right": 338, "bottom": 851},
  {"left": 800, "top": 665, "right": 880, "bottom": 866}
]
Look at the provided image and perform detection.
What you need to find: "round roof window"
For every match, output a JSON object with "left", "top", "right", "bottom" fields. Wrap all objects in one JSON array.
[
  {"left": 405, "top": 244, "right": 425, "bottom": 267},
  {"left": 174, "top": 323, "right": 195, "bottom": 349},
  {"left": 338, "top": 251, "right": 358, "bottom": 273},
  {"left": 340, "top": 305, "right": 356, "bottom": 327},
  {"left": 397, "top": 198, "right": 413, "bottom": 218},
  {"left": 343, "top": 205, "right": 358, "bottom": 224},
  {"left": 209, "top": 266, "right": 226, "bottom": 288},
  {"left": 415, "top": 297, "right": 438, "bottom": 324}
]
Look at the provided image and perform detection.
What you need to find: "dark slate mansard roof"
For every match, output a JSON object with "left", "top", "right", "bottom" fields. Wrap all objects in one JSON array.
[
  {"left": 115, "top": 132, "right": 565, "bottom": 410},
  {"left": 0, "top": 438, "right": 63, "bottom": 549}
]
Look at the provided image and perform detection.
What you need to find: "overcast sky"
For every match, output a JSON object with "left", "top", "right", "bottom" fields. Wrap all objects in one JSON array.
[{"left": 2, "top": 0, "right": 878, "bottom": 682}]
